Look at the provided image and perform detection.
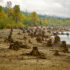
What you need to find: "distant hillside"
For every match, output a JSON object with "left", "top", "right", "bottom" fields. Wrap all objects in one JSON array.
[
  {"left": 2, "top": 7, "right": 70, "bottom": 26},
  {"left": 21, "top": 11, "right": 70, "bottom": 26}
]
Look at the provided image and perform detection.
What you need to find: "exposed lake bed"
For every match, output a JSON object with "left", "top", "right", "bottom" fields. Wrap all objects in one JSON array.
[{"left": 0, "top": 27, "right": 70, "bottom": 70}]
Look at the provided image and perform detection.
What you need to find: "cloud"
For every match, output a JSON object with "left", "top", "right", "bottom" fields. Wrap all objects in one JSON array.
[{"left": 0, "top": 0, "right": 70, "bottom": 18}]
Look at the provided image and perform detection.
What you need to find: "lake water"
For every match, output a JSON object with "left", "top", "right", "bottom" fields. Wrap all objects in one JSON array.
[{"left": 51, "top": 32, "right": 70, "bottom": 44}]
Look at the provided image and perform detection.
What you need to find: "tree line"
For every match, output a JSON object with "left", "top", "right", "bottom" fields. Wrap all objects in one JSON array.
[{"left": 0, "top": 1, "right": 47, "bottom": 29}]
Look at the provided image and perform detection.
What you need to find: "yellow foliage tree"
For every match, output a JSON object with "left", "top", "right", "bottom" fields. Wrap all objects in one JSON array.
[
  {"left": 0, "top": 6, "right": 6, "bottom": 19},
  {"left": 31, "top": 12, "right": 39, "bottom": 26},
  {"left": 7, "top": 8, "right": 14, "bottom": 20},
  {"left": 13, "top": 5, "right": 23, "bottom": 23},
  {"left": 43, "top": 19, "right": 47, "bottom": 24}
]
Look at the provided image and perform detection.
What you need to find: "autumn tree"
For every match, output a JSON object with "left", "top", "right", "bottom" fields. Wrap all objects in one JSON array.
[
  {"left": 5, "top": 1, "right": 12, "bottom": 14},
  {"left": 23, "top": 13, "right": 32, "bottom": 26},
  {"left": 0, "top": 6, "right": 2, "bottom": 12},
  {"left": 0, "top": 6, "right": 5, "bottom": 19},
  {"left": 5, "top": 1, "right": 15, "bottom": 21},
  {"left": 31, "top": 12, "right": 39, "bottom": 26},
  {"left": 13, "top": 5, "right": 23, "bottom": 23},
  {"left": 6, "top": 1, "right": 12, "bottom": 9},
  {"left": 8, "top": 8, "right": 14, "bottom": 20},
  {"left": 43, "top": 19, "right": 47, "bottom": 25}
]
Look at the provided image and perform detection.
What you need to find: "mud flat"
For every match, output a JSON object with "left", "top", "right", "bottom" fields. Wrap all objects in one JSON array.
[{"left": 0, "top": 28, "right": 70, "bottom": 70}]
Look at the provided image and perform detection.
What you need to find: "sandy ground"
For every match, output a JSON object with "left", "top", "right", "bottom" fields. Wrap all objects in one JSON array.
[{"left": 0, "top": 29, "right": 70, "bottom": 70}]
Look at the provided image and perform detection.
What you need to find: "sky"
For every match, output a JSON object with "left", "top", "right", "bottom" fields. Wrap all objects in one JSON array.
[{"left": 0, "top": 0, "right": 70, "bottom": 18}]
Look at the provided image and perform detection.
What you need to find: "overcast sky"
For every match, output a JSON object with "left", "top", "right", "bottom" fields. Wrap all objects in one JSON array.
[{"left": 0, "top": 0, "right": 70, "bottom": 18}]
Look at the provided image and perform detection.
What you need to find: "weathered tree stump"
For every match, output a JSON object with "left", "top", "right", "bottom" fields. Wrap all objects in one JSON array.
[
  {"left": 47, "top": 39, "right": 52, "bottom": 46},
  {"left": 61, "top": 32, "right": 64, "bottom": 35},
  {"left": 18, "top": 32, "right": 22, "bottom": 35},
  {"left": 28, "top": 39, "right": 32, "bottom": 44},
  {"left": 54, "top": 50, "right": 60, "bottom": 56},
  {"left": 7, "top": 28, "right": 13, "bottom": 43},
  {"left": 9, "top": 41, "right": 22, "bottom": 50},
  {"left": 30, "top": 47, "right": 40, "bottom": 56},
  {"left": 53, "top": 32, "right": 57, "bottom": 36},
  {"left": 60, "top": 41, "right": 66, "bottom": 47},
  {"left": 9, "top": 41, "right": 30, "bottom": 50},
  {"left": 36, "top": 36, "right": 42, "bottom": 43},
  {"left": 27, "top": 46, "right": 46, "bottom": 59},
  {"left": 23, "top": 36, "right": 27, "bottom": 40},
  {"left": 60, "top": 41, "right": 68, "bottom": 52},
  {"left": 54, "top": 35, "right": 60, "bottom": 43},
  {"left": 21, "top": 44, "right": 30, "bottom": 49},
  {"left": 30, "top": 33, "right": 34, "bottom": 38},
  {"left": 66, "top": 33, "right": 69, "bottom": 37},
  {"left": 9, "top": 42, "right": 20, "bottom": 51}
]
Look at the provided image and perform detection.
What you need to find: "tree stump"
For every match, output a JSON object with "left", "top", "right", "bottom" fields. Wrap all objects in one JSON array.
[
  {"left": 36, "top": 36, "right": 42, "bottom": 43},
  {"left": 30, "top": 47, "right": 40, "bottom": 56},
  {"left": 60, "top": 41, "right": 68, "bottom": 52},
  {"left": 21, "top": 44, "right": 30, "bottom": 49},
  {"left": 27, "top": 46, "right": 46, "bottom": 59},
  {"left": 54, "top": 35, "right": 60, "bottom": 43},
  {"left": 9, "top": 41, "right": 30, "bottom": 51},
  {"left": 53, "top": 33, "right": 57, "bottom": 36},
  {"left": 54, "top": 50, "right": 60, "bottom": 56},
  {"left": 66, "top": 33, "right": 69, "bottom": 37},
  {"left": 47, "top": 39, "right": 52, "bottom": 46},
  {"left": 61, "top": 32, "right": 64, "bottom": 35},
  {"left": 28, "top": 39, "right": 32, "bottom": 44},
  {"left": 9, "top": 42, "right": 19, "bottom": 51},
  {"left": 7, "top": 28, "right": 13, "bottom": 43},
  {"left": 9, "top": 41, "right": 23, "bottom": 51}
]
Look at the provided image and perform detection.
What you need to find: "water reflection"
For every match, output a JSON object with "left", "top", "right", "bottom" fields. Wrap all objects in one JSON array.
[
  {"left": 58, "top": 35, "right": 70, "bottom": 44},
  {"left": 51, "top": 32, "right": 70, "bottom": 44}
]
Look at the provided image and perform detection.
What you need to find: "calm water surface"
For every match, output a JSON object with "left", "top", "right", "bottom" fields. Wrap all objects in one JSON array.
[{"left": 52, "top": 32, "right": 70, "bottom": 44}]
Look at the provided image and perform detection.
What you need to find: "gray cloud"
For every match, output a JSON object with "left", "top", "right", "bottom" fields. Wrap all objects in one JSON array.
[{"left": 0, "top": 0, "right": 70, "bottom": 18}]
